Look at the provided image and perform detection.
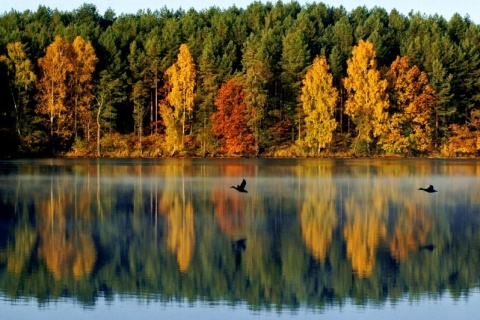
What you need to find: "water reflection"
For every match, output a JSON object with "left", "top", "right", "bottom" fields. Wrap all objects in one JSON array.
[{"left": 0, "top": 158, "right": 479, "bottom": 309}]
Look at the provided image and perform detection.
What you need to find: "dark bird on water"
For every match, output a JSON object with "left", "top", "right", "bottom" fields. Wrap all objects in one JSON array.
[
  {"left": 231, "top": 179, "right": 248, "bottom": 193},
  {"left": 418, "top": 185, "right": 437, "bottom": 193}
]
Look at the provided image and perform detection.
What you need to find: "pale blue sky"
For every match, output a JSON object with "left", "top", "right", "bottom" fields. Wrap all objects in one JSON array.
[{"left": 0, "top": 0, "right": 478, "bottom": 23}]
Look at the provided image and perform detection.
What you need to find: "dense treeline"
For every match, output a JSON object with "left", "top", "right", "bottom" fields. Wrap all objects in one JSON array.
[
  {"left": 1, "top": 1, "right": 480, "bottom": 157},
  {"left": 1, "top": 159, "right": 479, "bottom": 306}
]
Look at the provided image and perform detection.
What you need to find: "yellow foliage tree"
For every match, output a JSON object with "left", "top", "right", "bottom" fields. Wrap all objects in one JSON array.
[
  {"left": 381, "top": 56, "right": 435, "bottom": 155},
  {"left": 300, "top": 55, "right": 338, "bottom": 154},
  {"left": 37, "top": 36, "right": 74, "bottom": 147},
  {"left": 343, "top": 40, "right": 389, "bottom": 154},
  {"left": 163, "top": 43, "right": 196, "bottom": 152},
  {"left": 71, "top": 36, "right": 98, "bottom": 142}
]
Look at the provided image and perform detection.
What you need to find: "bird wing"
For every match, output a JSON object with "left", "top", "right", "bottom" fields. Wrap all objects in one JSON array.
[
  {"left": 429, "top": 185, "right": 434, "bottom": 189},
  {"left": 240, "top": 179, "right": 246, "bottom": 188}
]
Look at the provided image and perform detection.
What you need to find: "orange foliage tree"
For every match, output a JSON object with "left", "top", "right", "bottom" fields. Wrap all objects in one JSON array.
[
  {"left": 381, "top": 56, "right": 435, "bottom": 155},
  {"left": 442, "top": 110, "right": 480, "bottom": 156},
  {"left": 211, "top": 79, "right": 256, "bottom": 156}
]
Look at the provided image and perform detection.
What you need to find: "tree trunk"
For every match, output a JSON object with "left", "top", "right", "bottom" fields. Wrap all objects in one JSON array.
[{"left": 96, "top": 104, "right": 102, "bottom": 157}]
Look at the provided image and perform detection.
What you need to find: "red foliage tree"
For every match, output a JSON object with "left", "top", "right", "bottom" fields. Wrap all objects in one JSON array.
[{"left": 212, "top": 79, "right": 255, "bottom": 156}]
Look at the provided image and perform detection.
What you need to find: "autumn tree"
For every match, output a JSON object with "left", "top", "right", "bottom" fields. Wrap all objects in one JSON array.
[
  {"left": 1, "top": 42, "right": 36, "bottom": 144},
  {"left": 442, "top": 109, "right": 480, "bottom": 156},
  {"left": 343, "top": 40, "right": 389, "bottom": 154},
  {"left": 164, "top": 43, "right": 196, "bottom": 151},
  {"left": 300, "top": 55, "right": 338, "bottom": 154},
  {"left": 70, "top": 36, "right": 97, "bottom": 143},
  {"left": 211, "top": 79, "right": 255, "bottom": 156},
  {"left": 381, "top": 56, "right": 435, "bottom": 155},
  {"left": 37, "top": 36, "right": 74, "bottom": 152}
]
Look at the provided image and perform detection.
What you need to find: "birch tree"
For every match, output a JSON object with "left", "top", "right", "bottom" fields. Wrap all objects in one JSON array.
[
  {"left": 343, "top": 40, "right": 389, "bottom": 154},
  {"left": 300, "top": 55, "right": 338, "bottom": 154},
  {"left": 164, "top": 43, "right": 196, "bottom": 149},
  {"left": 37, "top": 36, "right": 74, "bottom": 152}
]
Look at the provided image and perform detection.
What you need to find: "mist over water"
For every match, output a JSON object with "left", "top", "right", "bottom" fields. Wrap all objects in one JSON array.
[{"left": 1, "top": 158, "right": 479, "bottom": 319}]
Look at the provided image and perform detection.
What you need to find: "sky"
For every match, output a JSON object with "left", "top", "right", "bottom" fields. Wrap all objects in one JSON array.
[{"left": 0, "top": 0, "right": 478, "bottom": 24}]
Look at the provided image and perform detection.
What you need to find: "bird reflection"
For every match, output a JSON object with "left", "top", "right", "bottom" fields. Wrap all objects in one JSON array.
[
  {"left": 419, "top": 244, "right": 435, "bottom": 251},
  {"left": 232, "top": 238, "right": 247, "bottom": 269},
  {"left": 418, "top": 185, "right": 437, "bottom": 193},
  {"left": 231, "top": 179, "right": 248, "bottom": 193},
  {"left": 232, "top": 238, "right": 247, "bottom": 251}
]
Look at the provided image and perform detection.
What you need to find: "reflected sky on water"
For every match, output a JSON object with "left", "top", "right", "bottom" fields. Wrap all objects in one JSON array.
[{"left": 1, "top": 158, "right": 480, "bottom": 319}]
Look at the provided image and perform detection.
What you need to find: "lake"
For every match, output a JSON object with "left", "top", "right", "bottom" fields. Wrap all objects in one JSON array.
[{"left": 1, "top": 158, "right": 480, "bottom": 319}]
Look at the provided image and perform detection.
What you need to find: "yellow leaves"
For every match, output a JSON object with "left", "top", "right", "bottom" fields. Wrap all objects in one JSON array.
[
  {"left": 163, "top": 43, "right": 196, "bottom": 151},
  {"left": 343, "top": 40, "right": 389, "bottom": 150},
  {"left": 71, "top": 36, "right": 98, "bottom": 141},
  {"left": 37, "top": 37, "right": 73, "bottom": 122},
  {"left": 300, "top": 55, "right": 338, "bottom": 154},
  {"left": 72, "top": 36, "right": 97, "bottom": 85},
  {"left": 5, "top": 42, "right": 36, "bottom": 90},
  {"left": 37, "top": 36, "right": 97, "bottom": 146}
]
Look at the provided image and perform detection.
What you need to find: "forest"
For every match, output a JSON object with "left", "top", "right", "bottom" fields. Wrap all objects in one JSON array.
[{"left": 1, "top": 1, "right": 480, "bottom": 157}]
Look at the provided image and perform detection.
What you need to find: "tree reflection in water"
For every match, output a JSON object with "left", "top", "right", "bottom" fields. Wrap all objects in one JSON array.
[{"left": 0, "top": 158, "right": 479, "bottom": 309}]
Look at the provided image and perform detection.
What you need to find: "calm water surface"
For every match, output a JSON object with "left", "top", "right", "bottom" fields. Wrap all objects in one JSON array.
[{"left": 1, "top": 158, "right": 480, "bottom": 319}]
